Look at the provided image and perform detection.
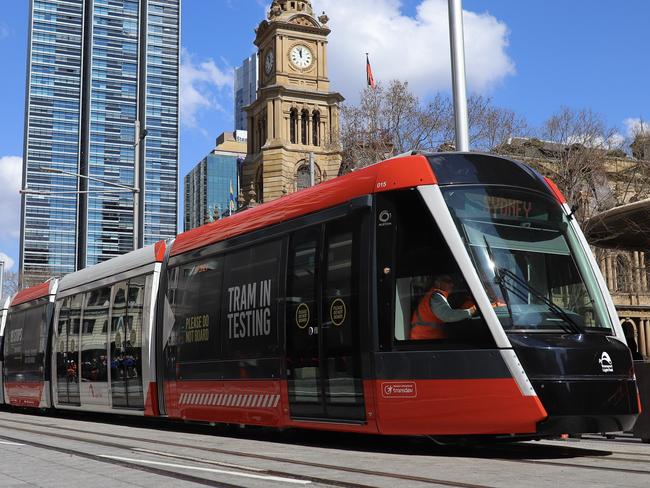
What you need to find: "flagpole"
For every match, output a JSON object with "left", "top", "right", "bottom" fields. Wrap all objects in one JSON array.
[{"left": 448, "top": 0, "right": 470, "bottom": 152}]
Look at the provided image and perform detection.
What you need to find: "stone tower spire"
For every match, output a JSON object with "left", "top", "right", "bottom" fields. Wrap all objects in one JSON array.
[
  {"left": 241, "top": 0, "right": 343, "bottom": 205},
  {"left": 269, "top": 0, "right": 314, "bottom": 20}
]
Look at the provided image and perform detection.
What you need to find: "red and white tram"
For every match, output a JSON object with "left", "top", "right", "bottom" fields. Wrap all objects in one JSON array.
[
  {"left": 1, "top": 153, "right": 642, "bottom": 438},
  {"left": 0, "top": 296, "right": 10, "bottom": 405}
]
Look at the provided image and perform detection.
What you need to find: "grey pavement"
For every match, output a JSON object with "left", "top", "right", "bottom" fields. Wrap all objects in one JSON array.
[{"left": 0, "top": 409, "right": 649, "bottom": 488}]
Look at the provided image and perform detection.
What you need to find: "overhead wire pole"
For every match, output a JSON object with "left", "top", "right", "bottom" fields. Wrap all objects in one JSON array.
[{"left": 448, "top": 0, "right": 470, "bottom": 152}]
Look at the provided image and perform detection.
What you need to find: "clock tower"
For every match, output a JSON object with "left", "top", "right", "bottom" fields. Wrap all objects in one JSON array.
[{"left": 241, "top": 0, "right": 344, "bottom": 205}]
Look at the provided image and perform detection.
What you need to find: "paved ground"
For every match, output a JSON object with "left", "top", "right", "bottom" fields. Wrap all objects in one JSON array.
[{"left": 0, "top": 408, "right": 648, "bottom": 488}]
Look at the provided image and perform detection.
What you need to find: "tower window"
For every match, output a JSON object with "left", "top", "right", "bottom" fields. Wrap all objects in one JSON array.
[
  {"left": 301, "top": 109, "right": 309, "bottom": 145},
  {"left": 312, "top": 111, "right": 320, "bottom": 146},
  {"left": 296, "top": 164, "right": 310, "bottom": 190},
  {"left": 290, "top": 109, "right": 298, "bottom": 144}
]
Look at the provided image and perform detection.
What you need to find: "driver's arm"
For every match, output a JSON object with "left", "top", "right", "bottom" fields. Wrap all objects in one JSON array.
[{"left": 430, "top": 293, "right": 474, "bottom": 323}]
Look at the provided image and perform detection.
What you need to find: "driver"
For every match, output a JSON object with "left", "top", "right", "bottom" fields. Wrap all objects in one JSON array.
[{"left": 410, "top": 274, "right": 477, "bottom": 340}]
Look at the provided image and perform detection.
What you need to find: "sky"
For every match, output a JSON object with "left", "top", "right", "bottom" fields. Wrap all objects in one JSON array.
[{"left": 0, "top": 0, "right": 649, "bottom": 273}]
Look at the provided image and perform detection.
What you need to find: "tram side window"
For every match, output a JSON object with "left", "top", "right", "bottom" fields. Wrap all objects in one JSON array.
[
  {"left": 221, "top": 240, "right": 282, "bottom": 359},
  {"left": 168, "top": 257, "right": 223, "bottom": 365},
  {"left": 376, "top": 190, "right": 495, "bottom": 349},
  {"left": 81, "top": 287, "right": 110, "bottom": 383},
  {"left": 3, "top": 300, "right": 48, "bottom": 380}
]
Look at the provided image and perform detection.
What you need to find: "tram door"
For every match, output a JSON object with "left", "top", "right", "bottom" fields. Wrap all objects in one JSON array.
[
  {"left": 287, "top": 218, "right": 366, "bottom": 422},
  {"left": 56, "top": 295, "right": 81, "bottom": 406},
  {"left": 110, "top": 277, "right": 145, "bottom": 410}
]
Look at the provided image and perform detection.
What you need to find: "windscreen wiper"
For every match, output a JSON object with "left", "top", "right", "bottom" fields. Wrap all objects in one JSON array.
[
  {"left": 483, "top": 237, "right": 582, "bottom": 335},
  {"left": 499, "top": 267, "right": 584, "bottom": 335}
]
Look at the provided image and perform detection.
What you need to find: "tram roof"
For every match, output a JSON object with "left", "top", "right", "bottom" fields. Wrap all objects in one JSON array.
[
  {"left": 170, "top": 153, "right": 436, "bottom": 257},
  {"left": 57, "top": 241, "right": 166, "bottom": 294},
  {"left": 11, "top": 280, "right": 55, "bottom": 307}
]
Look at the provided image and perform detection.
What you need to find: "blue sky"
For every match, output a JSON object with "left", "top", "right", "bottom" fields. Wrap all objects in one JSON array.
[{"left": 0, "top": 0, "right": 649, "bottom": 272}]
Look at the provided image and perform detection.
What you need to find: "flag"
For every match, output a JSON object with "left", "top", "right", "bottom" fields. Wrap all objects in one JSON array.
[
  {"left": 366, "top": 53, "right": 376, "bottom": 89},
  {"left": 229, "top": 179, "right": 236, "bottom": 215}
]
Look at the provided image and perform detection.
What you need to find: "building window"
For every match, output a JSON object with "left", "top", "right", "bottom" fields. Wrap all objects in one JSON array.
[
  {"left": 301, "top": 109, "right": 309, "bottom": 145},
  {"left": 312, "top": 111, "right": 320, "bottom": 146},
  {"left": 257, "top": 116, "right": 266, "bottom": 151},
  {"left": 290, "top": 109, "right": 298, "bottom": 144},
  {"left": 296, "top": 164, "right": 311, "bottom": 190}
]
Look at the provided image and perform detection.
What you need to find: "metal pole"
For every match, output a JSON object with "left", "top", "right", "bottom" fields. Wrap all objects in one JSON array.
[
  {"left": 309, "top": 152, "right": 315, "bottom": 187},
  {"left": 133, "top": 120, "right": 142, "bottom": 250},
  {"left": 448, "top": 0, "right": 470, "bottom": 152}
]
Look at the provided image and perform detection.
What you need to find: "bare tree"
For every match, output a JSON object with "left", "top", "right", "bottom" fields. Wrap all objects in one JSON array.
[
  {"left": 495, "top": 107, "right": 632, "bottom": 223},
  {"left": 2, "top": 271, "right": 20, "bottom": 301},
  {"left": 340, "top": 81, "right": 528, "bottom": 172}
]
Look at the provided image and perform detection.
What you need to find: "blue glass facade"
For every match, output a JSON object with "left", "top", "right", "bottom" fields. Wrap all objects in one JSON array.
[
  {"left": 234, "top": 54, "right": 258, "bottom": 132},
  {"left": 21, "top": 0, "right": 180, "bottom": 285},
  {"left": 22, "top": 0, "right": 84, "bottom": 283},
  {"left": 184, "top": 153, "right": 239, "bottom": 231}
]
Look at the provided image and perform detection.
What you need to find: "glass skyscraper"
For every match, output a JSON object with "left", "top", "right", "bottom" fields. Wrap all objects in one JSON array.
[
  {"left": 234, "top": 54, "right": 258, "bottom": 131},
  {"left": 184, "top": 132, "right": 245, "bottom": 231},
  {"left": 20, "top": 0, "right": 180, "bottom": 286}
]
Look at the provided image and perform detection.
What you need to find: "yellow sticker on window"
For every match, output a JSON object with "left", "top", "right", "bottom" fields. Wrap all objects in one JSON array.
[{"left": 330, "top": 298, "right": 347, "bottom": 327}]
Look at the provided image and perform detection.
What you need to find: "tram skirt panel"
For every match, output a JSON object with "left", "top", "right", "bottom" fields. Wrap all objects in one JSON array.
[
  {"left": 372, "top": 379, "right": 547, "bottom": 436},
  {"left": 165, "top": 380, "right": 284, "bottom": 426},
  {"left": 4, "top": 381, "right": 46, "bottom": 408}
]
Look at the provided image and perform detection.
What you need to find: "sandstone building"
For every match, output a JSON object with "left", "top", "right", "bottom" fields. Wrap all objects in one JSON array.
[{"left": 240, "top": 0, "right": 343, "bottom": 204}]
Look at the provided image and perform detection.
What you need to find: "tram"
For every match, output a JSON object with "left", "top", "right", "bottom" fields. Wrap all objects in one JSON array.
[
  {"left": 1, "top": 153, "right": 641, "bottom": 438},
  {"left": 0, "top": 296, "right": 10, "bottom": 405}
]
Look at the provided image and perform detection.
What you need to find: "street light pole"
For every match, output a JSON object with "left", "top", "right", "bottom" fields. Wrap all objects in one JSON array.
[
  {"left": 133, "top": 119, "right": 144, "bottom": 251},
  {"left": 133, "top": 119, "right": 147, "bottom": 250},
  {"left": 448, "top": 0, "right": 470, "bottom": 152}
]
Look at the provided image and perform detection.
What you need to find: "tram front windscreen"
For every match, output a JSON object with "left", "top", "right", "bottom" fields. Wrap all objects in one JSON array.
[{"left": 442, "top": 186, "right": 613, "bottom": 334}]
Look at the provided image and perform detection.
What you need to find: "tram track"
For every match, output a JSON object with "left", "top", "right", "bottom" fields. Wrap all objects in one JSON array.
[
  {"left": 0, "top": 416, "right": 496, "bottom": 488},
  {"left": 3, "top": 413, "right": 650, "bottom": 481}
]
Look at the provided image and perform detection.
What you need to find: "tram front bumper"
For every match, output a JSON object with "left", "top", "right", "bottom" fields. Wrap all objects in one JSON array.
[{"left": 532, "top": 378, "right": 639, "bottom": 435}]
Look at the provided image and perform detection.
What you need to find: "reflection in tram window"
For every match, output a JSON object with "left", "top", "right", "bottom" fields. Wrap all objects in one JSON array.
[
  {"left": 81, "top": 287, "right": 110, "bottom": 384},
  {"left": 55, "top": 294, "right": 82, "bottom": 405},
  {"left": 110, "top": 276, "right": 145, "bottom": 409}
]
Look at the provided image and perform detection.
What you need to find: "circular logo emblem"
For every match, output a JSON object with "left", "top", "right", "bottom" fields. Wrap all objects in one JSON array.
[
  {"left": 379, "top": 210, "right": 392, "bottom": 224},
  {"left": 330, "top": 298, "right": 347, "bottom": 327},
  {"left": 295, "top": 303, "right": 310, "bottom": 329}
]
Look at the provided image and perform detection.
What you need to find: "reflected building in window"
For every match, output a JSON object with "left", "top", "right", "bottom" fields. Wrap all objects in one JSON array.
[
  {"left": 20, "top": 0, "right": 180, "bottom": 287},
  {"left": 184, "top": 131, "right": 247, "bottom": 231}
]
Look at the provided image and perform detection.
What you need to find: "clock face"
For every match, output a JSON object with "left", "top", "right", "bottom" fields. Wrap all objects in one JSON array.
[
  {"left": 290, "top": 45, "right": 313, "bottom": 69},
  {"left": 264, "top": 50, "right": 274, "bottom": 75}
]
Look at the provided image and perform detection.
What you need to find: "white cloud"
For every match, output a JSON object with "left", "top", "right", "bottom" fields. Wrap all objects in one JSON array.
[
  {"left": 0, "top": 252, "right": 15, "bottom": 271},
  {"left": 624, "top": 118, "right": 650, "bottom": 138},
  {"left": 0, "top": 156, "right": 22, "bottom": 243},
  {"left": 180, "top": 48, "right": 234, "bottom": 130},
  {"left": 313, "top": 0, "right": 515, "bottom": 102}
]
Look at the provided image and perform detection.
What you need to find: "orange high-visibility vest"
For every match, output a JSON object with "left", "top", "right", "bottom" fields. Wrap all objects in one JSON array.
[{"left": 410, "top": 288, "right": 448, "bottom": 340}]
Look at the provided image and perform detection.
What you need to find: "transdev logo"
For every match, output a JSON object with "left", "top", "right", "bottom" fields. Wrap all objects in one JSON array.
[
  {"left": 381, "top": 381, "right": 417, "bottom": 398},
  {"left": 599, "top": 352, "right": 614, "bottom": 373}
]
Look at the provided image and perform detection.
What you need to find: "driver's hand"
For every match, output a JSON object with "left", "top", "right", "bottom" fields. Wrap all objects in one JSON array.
[{"left": 468, "top": 305, "right": 478, "bottom": 316}]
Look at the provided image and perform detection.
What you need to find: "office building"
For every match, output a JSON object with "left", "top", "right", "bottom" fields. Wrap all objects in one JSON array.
[
  {"left": 184, "top": 131, "right": 246, "bottom": 231},
  {"left": 20, "top": 0, "right": 180, "bottom": 286},
  {"left": 234, "top": 54, "right": 258, "bottom": 131}
]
